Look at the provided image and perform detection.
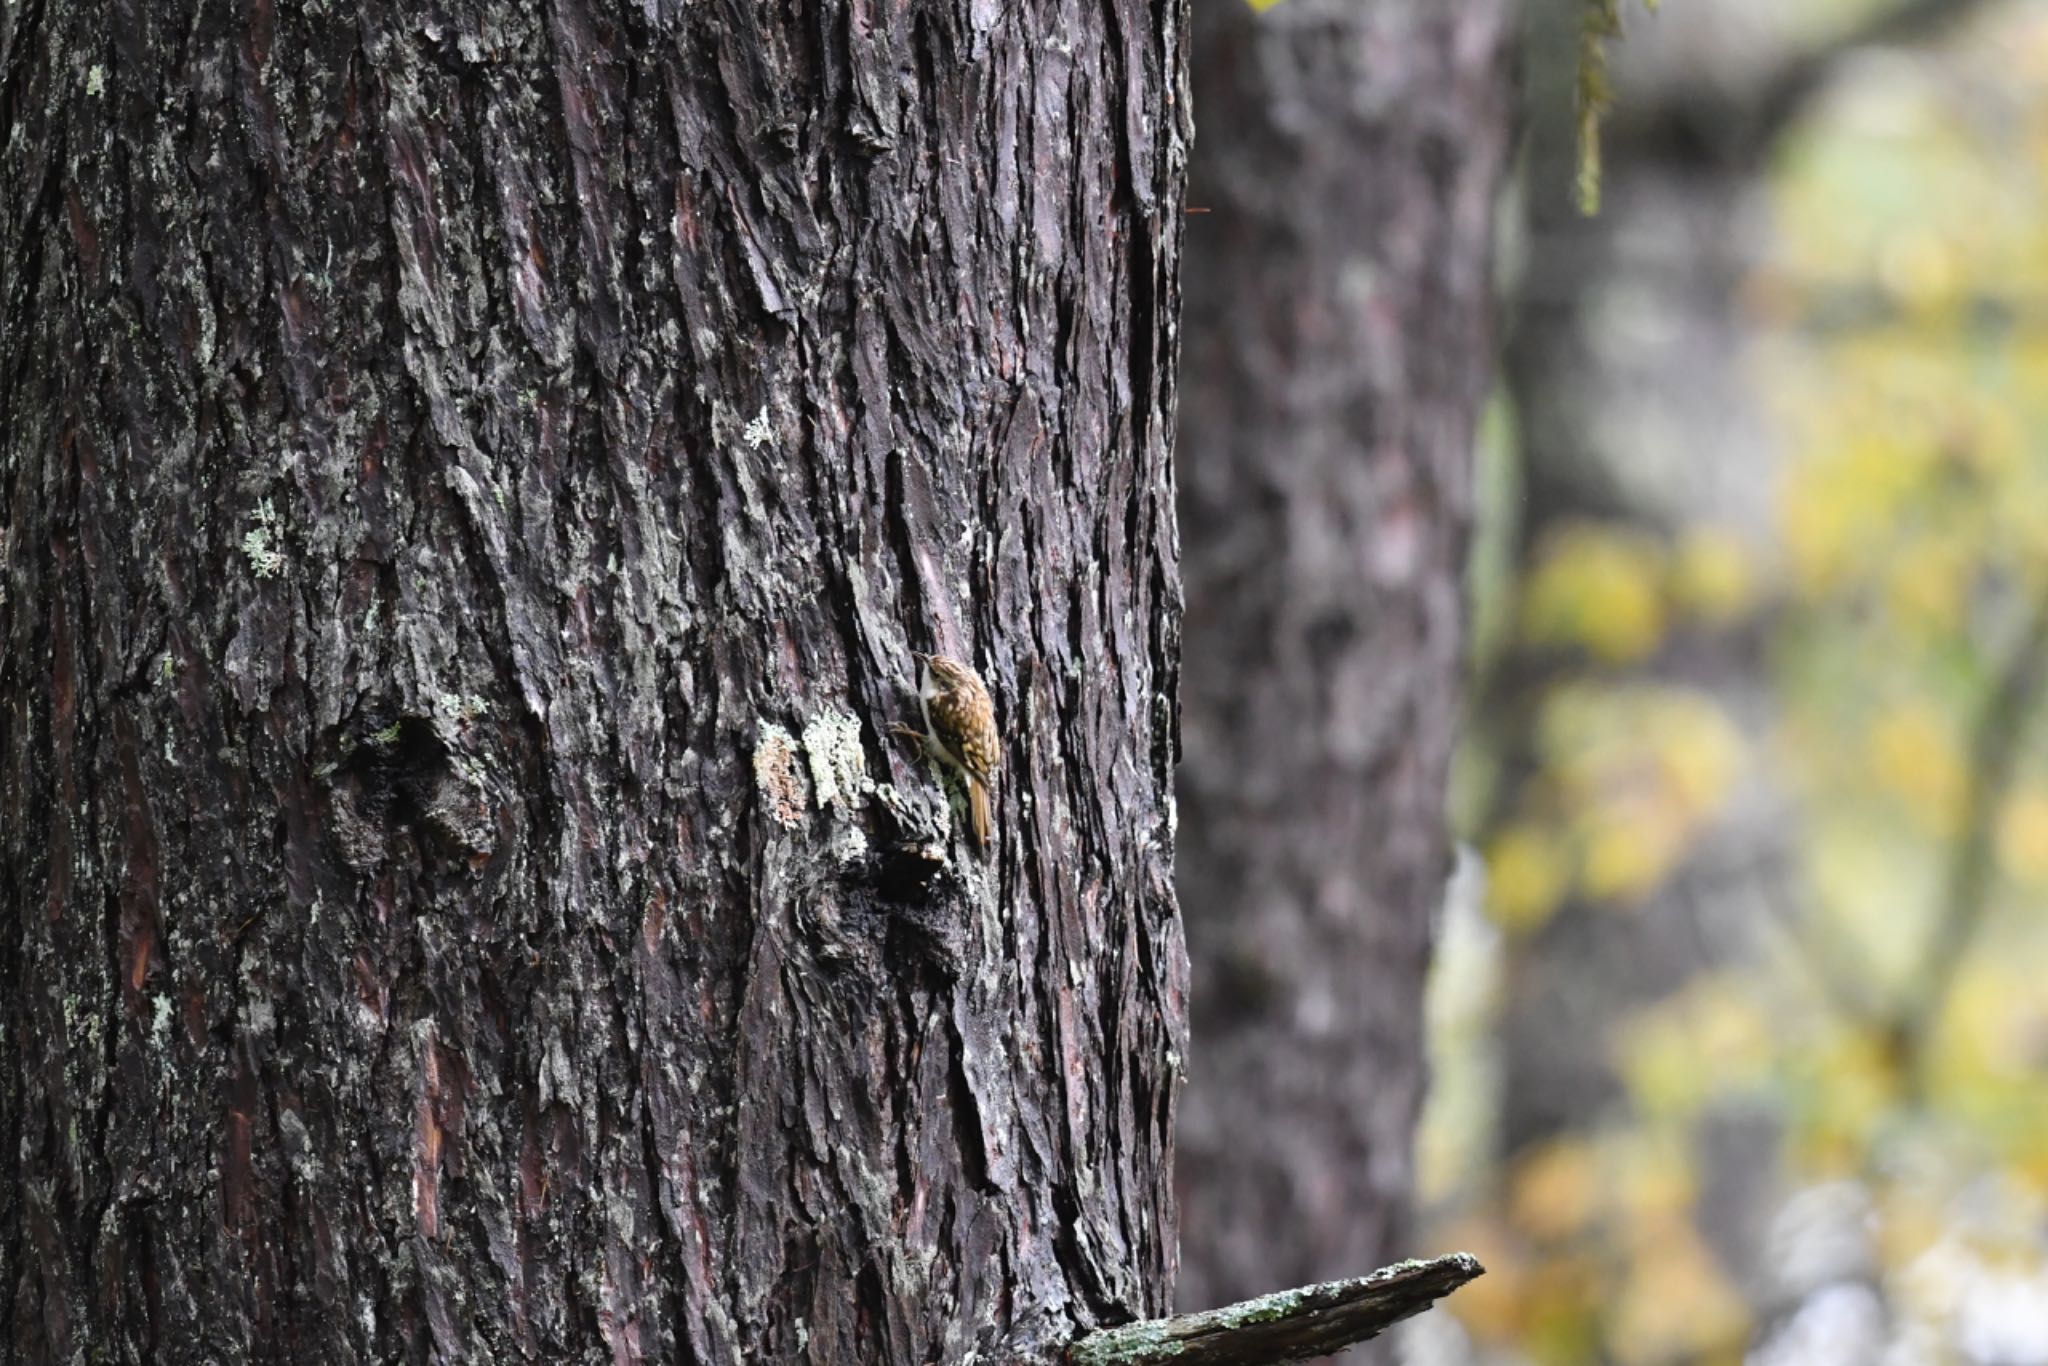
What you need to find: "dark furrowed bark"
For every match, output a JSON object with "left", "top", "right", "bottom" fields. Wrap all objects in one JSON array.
[
  {"left": 0, "top": 0, "right": 1189, "bottom": 1360},
  {"left": 1172, "top": 1, "right": 1514, "bottom": 1354}
]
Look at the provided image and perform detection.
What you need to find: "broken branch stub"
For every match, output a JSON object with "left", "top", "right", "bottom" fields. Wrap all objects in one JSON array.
[{"left": 1067, "top": 1253, "right": 1484, "bottom": 1366}]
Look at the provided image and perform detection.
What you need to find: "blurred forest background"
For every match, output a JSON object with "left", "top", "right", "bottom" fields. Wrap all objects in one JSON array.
[
  {"left": 1446, "top": 0, "right": 2048, "bottom": 1360},
  {"left": 1179, "top": 0, "right": 2048, "bottom": 1362}
]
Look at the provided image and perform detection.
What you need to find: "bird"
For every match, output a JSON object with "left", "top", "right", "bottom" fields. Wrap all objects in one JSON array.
[{"left": 906, "top": 651, "right": 1000, "bottom": 849}]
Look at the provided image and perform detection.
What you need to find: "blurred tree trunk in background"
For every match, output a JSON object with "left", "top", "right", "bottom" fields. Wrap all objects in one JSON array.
[
  {"left": 1173, "top": 0, "right": 1515, "bottom": 1347},
  {"left": 0, "top": 1, "right": 1190, "bottom": 1360}
]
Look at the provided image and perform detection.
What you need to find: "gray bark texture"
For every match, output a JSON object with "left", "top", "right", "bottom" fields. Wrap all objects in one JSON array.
[
  {"left": 0, "top": 0, "right": 1191, "bottom": 1360},
  {"left": 1172, "top": 0, "right": 1515, "bottom": 1343}
]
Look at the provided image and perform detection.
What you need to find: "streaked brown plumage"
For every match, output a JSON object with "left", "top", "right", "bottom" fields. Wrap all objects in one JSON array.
[{"left": 917, "top": 652, "right": 999, "bottom": 848}]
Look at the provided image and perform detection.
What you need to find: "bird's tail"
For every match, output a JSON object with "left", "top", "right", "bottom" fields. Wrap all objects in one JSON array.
[{"left": 968, "top": 777, "right": 992, "bottom": 849}]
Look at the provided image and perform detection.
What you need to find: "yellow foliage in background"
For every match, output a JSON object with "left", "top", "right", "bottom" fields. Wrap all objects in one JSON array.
[
  {"left": 1609, "top": 1217, "right": 1750, "bottom": 1365},
  {"left": 1487, "top": 824, "right": 1572, "bottom": 932},
  {"left": 1996, "top": 788, "right": 2048, "bottom": 883},
  {"left": 1868, "top": 699, "right": 1964, "bottom": 832},
  {"left": 1433, "top": 5, "right": 2048, "bottom": 1362},
  {"left": 1672, "top": 527, "right": 1757, "bottom": 623},
  {"left": 1483, "top": 683, "right": 1745, "bottom": 929},
  {"left": 1523, "top": 524, "right": 1669, "bottom": 663},
  {"left": 1616, "top": 978, "right": 1773, "bottom": 1122},
  {"left": 1510, "top": 1140, "right": 1604, "bottom": 1241}
]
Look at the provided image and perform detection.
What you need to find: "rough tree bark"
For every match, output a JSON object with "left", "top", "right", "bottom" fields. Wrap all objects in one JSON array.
[
  {"left": 0, "top": 0, "right": 1194, "bottom": 1359},
  {"left": 1173, "top": 0, "right": 1514, "bottom": 1346}
]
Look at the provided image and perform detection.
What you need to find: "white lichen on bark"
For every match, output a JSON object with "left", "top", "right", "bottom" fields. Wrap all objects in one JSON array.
[{"left": 802, "top": 710, "right": 869, "bottom": 811}]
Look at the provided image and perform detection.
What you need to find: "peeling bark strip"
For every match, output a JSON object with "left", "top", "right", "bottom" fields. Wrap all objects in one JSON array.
[
  {"left": 1068, "top": 1255, "right": 1483, "bottom": 1366},
  {"left": 1, "top": 0, "right": 1189, "bottom": 1359}
]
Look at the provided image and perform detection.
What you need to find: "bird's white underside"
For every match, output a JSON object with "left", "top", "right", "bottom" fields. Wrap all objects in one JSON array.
[{"left": 917, "top": 657, "right": 967, "bottom": 772}]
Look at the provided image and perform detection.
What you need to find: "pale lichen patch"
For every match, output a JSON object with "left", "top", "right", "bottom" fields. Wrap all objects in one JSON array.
[
  {"left": 802, "top": 710, "right": 868, "bottom": 810},
  {"left": 436, "top": 691, "right": 491, "bottom": 724},
  {"left": 829, "top": 824, "right": 869, "bottom": 863},
  {"left": 753, "top": 723, "right": 808, "bottom": 828},
  {"left": 242, "top": 499, "right": 286, "bottom": 578}
]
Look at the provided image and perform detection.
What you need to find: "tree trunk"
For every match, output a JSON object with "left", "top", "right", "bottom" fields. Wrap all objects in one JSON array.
[
  {"left": 1172, "top": 0, "right": 1514, "bottom": 1343},
  {"left": 0, "top": 0, "right": 1191, "bottom": 1359}
]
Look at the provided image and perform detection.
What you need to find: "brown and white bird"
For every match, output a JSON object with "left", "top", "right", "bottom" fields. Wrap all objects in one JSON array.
[{"left": 914, "top": 652, "right": 1000, "bottom": 849}]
